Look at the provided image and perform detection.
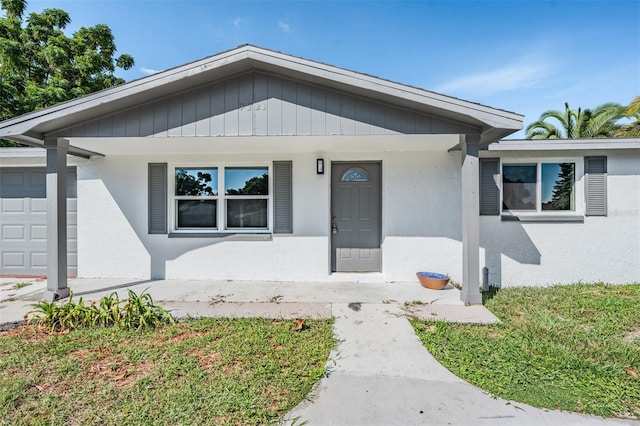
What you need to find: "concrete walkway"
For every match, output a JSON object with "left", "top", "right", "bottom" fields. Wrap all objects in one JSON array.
[
  {"left": 285, "top": 303, "right": 638, "bottom": 425},
  {"left": 1, "top": 278, "right": 638, "bottom": 425},
  {"left": 0, "top": 277, "right": 495, "bottom": 325}
]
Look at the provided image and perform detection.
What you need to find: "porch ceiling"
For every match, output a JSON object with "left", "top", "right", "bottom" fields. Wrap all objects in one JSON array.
[{"left": 67, "top": 134, "right": 461, "bottom": 156}]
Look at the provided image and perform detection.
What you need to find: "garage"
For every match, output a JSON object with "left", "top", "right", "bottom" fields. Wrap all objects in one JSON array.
[{"left": 0, "top": 167, "right": 77, "bottom": 276}]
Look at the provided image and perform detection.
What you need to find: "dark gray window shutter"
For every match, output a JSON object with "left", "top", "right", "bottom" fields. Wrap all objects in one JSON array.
[
  {"left": 273, "top": 161, "right": 292, "bottom": 233},
  {"left": 585, "top": 156, "right": 607, "bottom": 216},
  {"left": 480, "top": 158, "right": 500, "bottom": 215},
  {"left": 148, "top": 163, "right": 168, "bottom": 234}
]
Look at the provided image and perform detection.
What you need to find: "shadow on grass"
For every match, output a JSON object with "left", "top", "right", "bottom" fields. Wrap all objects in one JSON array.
[{"left": 482, "top": 286, "right": 500, "bottom": 304}]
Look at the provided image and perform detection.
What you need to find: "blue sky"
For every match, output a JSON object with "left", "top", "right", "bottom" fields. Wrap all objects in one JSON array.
[{"left": 26, "top": 0, "right": 640, "bottom": 138}]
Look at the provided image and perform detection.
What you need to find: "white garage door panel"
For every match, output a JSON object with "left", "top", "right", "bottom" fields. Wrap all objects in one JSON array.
[
  {"left": 2, "top": 225, "right": 25, "bottom": 240},
  {"left": 0, "top": 168, "right": 77, "bottom": 276},
  {"left": 3, "top": 252, "right": 25, "bottom": 267}
]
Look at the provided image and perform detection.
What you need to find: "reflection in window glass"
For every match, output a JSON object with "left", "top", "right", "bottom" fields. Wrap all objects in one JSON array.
[
  {"left": 227, "top": 199, "right": 268, "bottom": 228},
  {"left": 542, "top": 163, "right": 575, "bottom": 211},
  {"left": 177, "top": 200, "right": 217, "bottom": 228},
  {"left": 341, "top": 167, "right": 370, "bottom": 182},
  {"left": 175, "top": 168, "right": 217, "bottom": 196},
  {"left": 502, "top": 165, "right": 536, "bottom": 211},
  {"left": 225, "top": 168, "right": 269, "bottom": 195}
]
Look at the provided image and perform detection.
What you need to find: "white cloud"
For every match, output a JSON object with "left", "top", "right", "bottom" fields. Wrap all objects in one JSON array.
[
  {"left": 234, "top": 18, "right": 243, "bottom": 27},
  {"left": 435, "top": 61, "right": 551, "bottom": 96},
  {"left": 278, "top": 21, "right": 290, "bottom": 33},
  {"left": 140, "top": 67, "right": 160, "bottom": 75}
]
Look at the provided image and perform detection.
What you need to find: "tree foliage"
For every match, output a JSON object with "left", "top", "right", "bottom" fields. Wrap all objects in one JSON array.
[
  {"left": 525, "top": 102, "right": 625, "bottom": 139},
  {"left": 226, "top": 174, "right": 268, "bottom": 195},
  {"left": 0, "top": 0, "right": 134, "bottom": 145},
  {"left": 175, "top": 170, "right": 215, "bottom": 196},
  {"left": 616, "top": 95, "right": 640, "bottom": 137},
  {"left": 546, "top": 163, "right": 574, "bottom": 211}
]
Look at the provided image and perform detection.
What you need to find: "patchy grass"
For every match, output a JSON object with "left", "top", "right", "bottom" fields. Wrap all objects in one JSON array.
[
  {"left": 14, "top": 282, "right": 33, "bottom": 290},
  {"left": 0, "top": 317, "right": 335, "bottom": 425},
  {"left": 412, "top": 283, "right": 640, "bottom": 419}
]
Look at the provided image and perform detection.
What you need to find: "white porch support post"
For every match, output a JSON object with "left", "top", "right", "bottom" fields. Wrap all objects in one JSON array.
[
  {"left": 460, "top": 134, "right": 482, "bottom": 304},
  {"left": 43, "top": 138, "right": 70, "bottom": 301}
]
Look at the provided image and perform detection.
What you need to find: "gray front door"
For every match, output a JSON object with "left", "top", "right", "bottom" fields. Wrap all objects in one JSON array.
[{"left": 331, "top": 162, "right": 381, "bottom": 272}]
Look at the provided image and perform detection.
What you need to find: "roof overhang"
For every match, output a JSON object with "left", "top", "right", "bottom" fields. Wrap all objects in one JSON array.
[
  {"left": 65, "top": 134, "right": 461, "bottom": 156},
  {"left": 487, "top": 138, "right": 640, "bottom": 151},
  {"left": 0, "top": 45, "right": 523, "bottom": 152}
]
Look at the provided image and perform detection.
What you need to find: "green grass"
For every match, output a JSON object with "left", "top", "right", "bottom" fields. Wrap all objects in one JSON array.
[
  {"left": 13, "top": 282, "right": 32, "bottom": 290},
  {"left": 411, "top": 283, "right": 640, "bottom": 419},
  {"left": 0, "top": 318, "right": 335, "bottom": 425}
]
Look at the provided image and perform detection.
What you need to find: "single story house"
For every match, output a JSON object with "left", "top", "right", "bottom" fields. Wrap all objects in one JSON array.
[{"left": 0, "top": 45, "right": 638, "bottom": 303}]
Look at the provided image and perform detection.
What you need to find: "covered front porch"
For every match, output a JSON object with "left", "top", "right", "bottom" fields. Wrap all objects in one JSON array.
[{"left": 38, "top": 132, "right": 485, "bottom": 304}]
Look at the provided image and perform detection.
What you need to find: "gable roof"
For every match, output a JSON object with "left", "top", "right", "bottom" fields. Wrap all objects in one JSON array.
[{"left": 0, "top": 44, "right": 523, "bottom": 153}]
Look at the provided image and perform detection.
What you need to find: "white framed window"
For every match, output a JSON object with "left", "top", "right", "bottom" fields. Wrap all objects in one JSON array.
[
  {"left": 172, "top": 165, "right": 270, "bottom": 232},
  {"left": 502, "top": 161, "right": 576, "bottom": 213},
  {"left": 224, "top": 167, "right": 269, "bottom": 230}
]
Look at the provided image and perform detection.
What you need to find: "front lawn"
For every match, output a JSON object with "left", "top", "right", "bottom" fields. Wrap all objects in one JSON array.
[
  {"left": 412, "top": 283, "right": 640, "bottom": 419},
  {"left": 0, "top": 318, "right": 335, "bottom": 425}
]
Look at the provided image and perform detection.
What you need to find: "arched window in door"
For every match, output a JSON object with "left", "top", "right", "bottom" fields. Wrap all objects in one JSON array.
[{"left": 340, "top": 167, "right": 371, "bottom": 182}]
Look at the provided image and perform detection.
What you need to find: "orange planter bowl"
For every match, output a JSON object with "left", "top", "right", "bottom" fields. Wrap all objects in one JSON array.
[{"left": 416, "top": 272, "right": 450, "bottom": 290}]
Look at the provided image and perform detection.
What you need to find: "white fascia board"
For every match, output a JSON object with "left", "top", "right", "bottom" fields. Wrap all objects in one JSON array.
[
  {"left": 67, "top": 134, "right": 461, "bottom": 156},
  {"left": 488, "top": 138, "right": 640, "bottom": 151},
  {"left": 0, "top": 45, "right": 523, "bottom": 141}
]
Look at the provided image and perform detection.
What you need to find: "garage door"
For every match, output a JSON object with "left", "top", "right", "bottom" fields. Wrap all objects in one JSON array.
[{"left": 0, "top": 167, "right": 77, "bottom": 276}]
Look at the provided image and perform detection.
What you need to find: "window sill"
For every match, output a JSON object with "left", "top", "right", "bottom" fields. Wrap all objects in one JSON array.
[
  {"left": 168, "top": 232, "right": 272, "bottom": 241},
  {"left": 501, "top": 214, "right": 584, "bottom": 223}
]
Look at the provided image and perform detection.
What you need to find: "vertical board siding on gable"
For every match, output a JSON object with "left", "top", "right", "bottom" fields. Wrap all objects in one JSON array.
[
  {"left": 370, "top": 102, "right": 386, "bottom": 134},
  {"left": 311, "top": 86, "right": 326, "bottom": 135},
  {"left": 281, "top": 79, "right": 297, "bottom": 135},
  {"left": 296, "top": 83, "right": 312, "bottom": 135},
  {"left": 195, "top": 86, "right": 211, "bottom": 136},
  {"left": 139, "top": 103, "right": 154, "bottom": 136},
  {"left": 210, "top": 84, "right": 225, "bottom": 136},
  {"left": 167, "top": 94, "right": 183, "bottom": 137},
  {"left": 153, "top": 98, "right": 168, "bottom": 137},
  {"left": 238, "top": 74, "right": 254, "bottom": 136},
  {"left": 126, "top": 108, "right": 140, "bottom": 137},
  {"left": 53, "top": 72, "right": 480, "bottom": 138},
  {"left": 355, "top": 98, "right": 371, "bottom": 135},
  {"left": 112, "top": 111, "right": 126, "bottom": 137},
  {"left": 181, "top": 90, "right": 197, "bottom": 136},
  {"left": 267, "top": 75, "right": 283, "bottom": 135},
  {"left": 340, "top": 95, "right": 356, "bottom": 135},
  {"left": 224, "top": 79, "right": 239, "bottom": 136},
  {"left": 325, "top": 90, "right": 341, "bottom": 134},
  {"left": 253, "top": 73, "right": 269, "bottom": 135}
]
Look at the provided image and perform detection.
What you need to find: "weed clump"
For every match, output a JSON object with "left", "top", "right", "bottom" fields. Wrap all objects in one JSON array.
[{"left": 26, "top": 290, "right": 174, "bottom": 331}]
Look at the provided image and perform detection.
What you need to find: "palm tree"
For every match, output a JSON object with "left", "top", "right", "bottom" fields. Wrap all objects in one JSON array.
[
  {"left": 616, "top": 96, "right": 640, "bottom": 137},
  {"left": 526, "top": 102, "right": 625, "bottom": 139}
]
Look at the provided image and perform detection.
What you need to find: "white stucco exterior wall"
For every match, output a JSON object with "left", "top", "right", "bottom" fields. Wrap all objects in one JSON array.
[
  {"left": 75, "top": 145, "right": 639, "bottom": 286},
  {"left": 480, "top": 149, "right": 640, "bottom": 287},
  {"left": 75, "top": 140, "right": 471, "bottom": 282}
]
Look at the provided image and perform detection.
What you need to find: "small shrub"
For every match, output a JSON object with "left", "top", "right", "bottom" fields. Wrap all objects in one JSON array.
[{"left": 27, "top": 290, "right": 174, "bottom": 331}]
